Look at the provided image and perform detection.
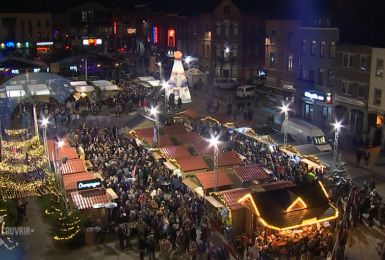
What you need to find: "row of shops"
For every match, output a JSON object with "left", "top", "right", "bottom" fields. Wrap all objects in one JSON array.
[
  {"left": 258, "top": 80, "right": 384, "bottom": 145},
  {"left": 127, "top": 109, "right": 337, "bottom": 250}
]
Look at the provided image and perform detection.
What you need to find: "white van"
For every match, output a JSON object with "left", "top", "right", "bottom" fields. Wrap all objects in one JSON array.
[
  {"left": 213, "top": 78, "right": 238, "bottom": 90},
  {"left": 236, "top": 85, "right": 256, "bottom": 98},
  {"left": 281, "top": 118, "right": 332, "bottom": 152}
]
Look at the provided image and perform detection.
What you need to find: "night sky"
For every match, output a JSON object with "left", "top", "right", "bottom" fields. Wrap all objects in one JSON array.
[{"left": 2, "top": 0, "right": 385, "bottom": 47}]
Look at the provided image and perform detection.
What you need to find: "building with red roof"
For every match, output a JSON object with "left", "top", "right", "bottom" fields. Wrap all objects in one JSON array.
[
  {"left": 195, "top": 170, "right": 232, "bottom": 192},
  {"left": 234, "top": 164, "right": 269, "bottom": 186}
]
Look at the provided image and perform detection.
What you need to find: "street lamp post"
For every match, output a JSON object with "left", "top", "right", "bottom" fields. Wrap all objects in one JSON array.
[
  {"left": 332, "top": 120, "right": 342, "bottom": 170},
  {"left": 161, "top": 81, "right": 168, "bottom": 108},
  {"left": 150, "top": 107, "right": 159, "bottom": 147},
  {"left": 157, "top": 62, "right": 163, "bottom": 81},
  {"left": 41, "top": 118, "right": 49, "bottom": 168},
  {"left": 280, "top": 103, "right": 290, "bottom": 147},
  {"left": 209, "top": 134, "right": 220, "bottom": 192}
]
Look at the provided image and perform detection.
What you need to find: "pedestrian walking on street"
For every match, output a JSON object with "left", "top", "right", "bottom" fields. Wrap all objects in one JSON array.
[
  {"left": 364, "top": 150, "right": 371, "bottom": 167},
  {"left": 356, "top": 148, "right": 363, "bottom": 167}
]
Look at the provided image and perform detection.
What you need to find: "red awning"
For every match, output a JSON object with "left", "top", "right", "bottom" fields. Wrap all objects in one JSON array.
[
  {"left": 62, "top": 172, "right": 95, "bottom": 191},
  {"left": 195, "top": 170, "right": 232, "bottom": 190},
  {"left": 219, "top": 188, "right": 250, "bottom": 211},
  {"left": 144, "top": 135, "right": 175, "bottom": 147},
  {"left": 47, "top": 138, "right": 69, "bottom": 161},
  {"left": 233, "top": 164, "right": 269, "bottom": 183},
  {"left": 160, "top": 145, "right": 191, "bottom": 159},
  {"left": 57, "top": 147, "right": 78, "bottom": 160},
  {"left": 163, "top": 125, "right": 188, "bottom": 136},
  {"left": 71, "top": 188, "right": 109, "bottom": 210},
  {"left": 135, "top": 127, "right": 154, "bottom": 139},
  {"left": 60, "top": 159, "right": 86, "bottom": 175},
  {"left": 175, "top": 156, "right": 209, "bottom": 172},
  {"left": 218, "top": 151, "right": 241, "bottom": 167},
  {"left": 261, "top": 180, "right": 295, "bottom": 191},
  {"left": 173, "top": 132, "right": 203, "bottom": 145},
  {"left": 193, "top": 141, "right": 214, "bottom": 156}
]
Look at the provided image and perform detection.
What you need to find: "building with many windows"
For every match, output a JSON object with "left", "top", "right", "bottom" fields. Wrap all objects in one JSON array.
[
  {"left": 263, "top": 19, "right": 300, "bottom": 102},
  {"left": 333, "top": 43, "right": 371, "bottom": 138},
  {"left": 368, "top": 48, "right": 385, "bottom": 147},
  {"left": 295, "top": 19, "right": 339, "bottom": 129},
  {"left": 0, "top": 13, "right": 52, "bottom": 43}
]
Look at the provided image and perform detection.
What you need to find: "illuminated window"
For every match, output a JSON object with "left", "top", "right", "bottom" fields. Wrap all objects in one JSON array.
[
  {"left": 310, "top": 40, "right": 316, "bottom": 56},
  {"left": 320, "top": 41, "right": 325, "bottom": 57},
  {"left": 168, "top": 29, "right": 175, "bottom": 47},
  {"left": 329, "top": 42, "right": 336, "bottom": 58},
  {"left": 376, "top": 59, "right": 384, "bottom": 77},
  {"left": 269, "top": 52, "right": 276, "bottom": 68},
  {"left": 287, "top": 54, "right": 293, "bottom": 72},
  {"left": 360, "top": 55, "right": 368, "bottom": 71}
]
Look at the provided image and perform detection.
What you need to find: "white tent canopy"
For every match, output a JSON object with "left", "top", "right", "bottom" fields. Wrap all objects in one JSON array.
[
  {"left": 138, "top": 76, "right": 156, "bottom": 82},
  {"left": 27, "top": 84, "right": 50, "bottom": 96},
  {"left": 75, "top": 85, "right": 95, "bottom": 93},
  {"left": 147, "top": 80, "right": 160, "bottom": 87},
  {"left": 70, "top": 81, "right": 88, "bottom": 86},
  {"left": 185, "top": 67, "right": 208, "bottom": 88},
  {"left": 97, "top": 85, "right": 120, "bottom": 91},
  {"left": 5, "top": 85, "right": 26, "bottom": 98},
  {"left": 91, "top": 80, "right": 114, "bottom": 87}
]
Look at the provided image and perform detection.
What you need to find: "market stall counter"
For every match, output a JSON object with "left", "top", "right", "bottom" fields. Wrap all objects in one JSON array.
[{"left": 238, "top": 181, "right": 338, "bottom": 232}]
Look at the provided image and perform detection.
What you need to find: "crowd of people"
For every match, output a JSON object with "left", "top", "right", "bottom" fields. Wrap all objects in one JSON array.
[
  {"left": 234, "top": 225, "right": 335, "bottom": 259},
  {"left": 78, "top": 124, "right": 230, "bottom": 259}
]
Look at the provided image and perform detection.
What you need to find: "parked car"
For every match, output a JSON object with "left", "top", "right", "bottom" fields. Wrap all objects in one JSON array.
[
  {"left": 281, "top": 118, "right": 332, "bottom": 152},
  {"left": 236, "top": 85, "right": 256, "bottom": 98},
  {"left": 213, "top": 78, "right": 238, "bottom": 90}
]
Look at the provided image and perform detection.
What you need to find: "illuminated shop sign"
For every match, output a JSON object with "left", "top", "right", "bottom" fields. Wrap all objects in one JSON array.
[
  {"left": 82, "top": 38, "right": 102, "bottom": 46},
  {"left": 325, "top": 93, "right": 332, "bottom": 104},
  {"left": 127, "top": 28, "right": 136, "bottom": 34},
  {"left": 152, "top": 26, "right": 158, "bottom": 44},
  {"left": 77, "top": 178, "right": 102, "bottom": 191},
  {"left": 1, "top": 41, "right": 31, "bottom": 49},
  {"left": 304, "top": 92, "right": 332, "bottom": 104},
  {"left": 304, "top": 91, "right": 325, "bottom": 101},
  {"left": 5, "top": 41, "right": 15, "bottom": 48},
  {"left": 167, "top": 29, "right": 175, "bottom": 47},
  {"left": 36, "top": 41, "right": 54, "bottom": 46}
]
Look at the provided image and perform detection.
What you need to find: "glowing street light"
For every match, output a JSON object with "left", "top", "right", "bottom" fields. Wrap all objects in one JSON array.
[
  {"left": 41, "top": 117, "right": 49, "bottom": 127},
  {"left": 225, "top": 47, "right": 230, "bottom": 53},
  {"left": 332, "top": 120, "right": 343, "bottom": 170},
  {"left": 40, "top": 117, "right": 49, "bottom": 166},
  {"left": 279, "top": 102, "right": 290, "bottom": 147},
  {"left": 208, "top": 134, "right": 221, "bottom": 192},
  {"left": 161, "top": 81, "right": 168, "bottom": 107},
  {"left": 185, "top": 56, "right": 192, "bottom": 64},
  {"left": 58, "top": 139, "right": 65, "bottom": 148},
  {"left": 149, "top": 107, "right": 160, "bottom": 147}
]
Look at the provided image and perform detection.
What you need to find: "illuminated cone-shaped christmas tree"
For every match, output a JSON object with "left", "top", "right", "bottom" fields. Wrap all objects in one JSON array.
[{"left": 167, "top": 51, "right": 192, "bottom": 103}]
